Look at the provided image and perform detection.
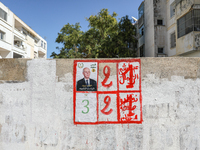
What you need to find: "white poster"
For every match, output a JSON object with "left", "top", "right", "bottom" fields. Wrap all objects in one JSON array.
[
  {"left": 75, "top": 93, "right": 97, "bottom": 122},
  {"left": 76, "top": 62, "right": 97, "bottom": 91}
]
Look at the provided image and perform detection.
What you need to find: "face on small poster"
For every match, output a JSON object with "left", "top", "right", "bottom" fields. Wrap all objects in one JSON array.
[{"left": 76, "top": 62, "right": 98, "bottom": 91}]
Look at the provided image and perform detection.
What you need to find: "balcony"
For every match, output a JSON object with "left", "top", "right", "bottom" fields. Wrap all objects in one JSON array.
[
  {"left": 38, "top": 46, "right": 46, "bottom": 54},
  {"left": 138, "top": 14, "right": 144, "bottom": 28},
  {"left": 176, "top": 0, "right": 200, "bottom": 5},
  {"left": 0, "top": 39, "right": 11, "bottom": 51},
  {"left": 13, "top": 36, "right": 26, "bottom": 54},
  {"left": 14, "top": 28, "right": 26, "bottom": 40},
  {"left": 38, "top": 47, "right": 46, "bottom": 58},
  {"left": 176, "top": 0, "right": 200, "bottom": 18},
  {"left": 0, "top": 39, "right": 11, "bottom": 58},
  {"left": 12, "top": 45, "right": 25, "bottom": 55},
  {"left": 138, "top": 35, "right": 144, "bottom": 48},
  {"left": 34, "top": 43, "right": 46, "bottom": 58},
  {"left": 176, "top": 31, "right": 200, "bottom": 56}
]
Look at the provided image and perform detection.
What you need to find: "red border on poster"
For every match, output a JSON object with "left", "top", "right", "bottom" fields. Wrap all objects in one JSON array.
[{"left": 73, "top": 59, "right": 143, "bottom": 125}]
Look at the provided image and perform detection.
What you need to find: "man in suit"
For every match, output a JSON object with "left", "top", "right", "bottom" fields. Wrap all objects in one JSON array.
[{"left": 76, "top": 67, "right": 97, "bottom": 91}]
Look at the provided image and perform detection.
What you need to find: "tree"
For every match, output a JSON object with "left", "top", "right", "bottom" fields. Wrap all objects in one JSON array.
[
  {"left": 51, "top": 9, "right": 138, "bottom": 58},
  {"left": 50, "top": 23, "right": 83, "bottom": 58},
  {"left": 118, "top": 15, "right": 138, "bottom": 57}
]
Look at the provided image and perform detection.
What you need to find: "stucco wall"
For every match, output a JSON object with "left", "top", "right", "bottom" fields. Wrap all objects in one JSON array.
[
  {"left": 144, "top": 0, "right": 155, "bottom": 57},
  {"left": 176, "top": 0, "right": 194, "bottom": 19},
  {"left": 166, "top": 0, "right": 176, "bottom": 57},
  {"left": 153, "top": 0, "right": 168, "bottom": 56},
  {"left": 0, "top": 58, "right": 200, "bottom": 150},
  {"left": 176, "top": 32, "right": 200, "bottom": 56}
]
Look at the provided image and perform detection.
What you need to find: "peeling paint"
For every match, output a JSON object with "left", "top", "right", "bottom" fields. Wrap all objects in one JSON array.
[
  {"left": 34, "top": 127, "right": 58, "bottom": 147},
  {"left": 0, "top": 124, "right": 26, "bottom": 143},
  {"left": 195, "top": 33, "right": 200, "bottom": 49},
  {"left": 176, "top": 0, "right": 193, "bottom": 18},
  {"left": 153, "top": 0, "right": 167, "bottom": 56}
]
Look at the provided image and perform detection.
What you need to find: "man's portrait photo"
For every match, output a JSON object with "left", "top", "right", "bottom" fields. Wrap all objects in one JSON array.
[{"left": 76, "top": 64, "right": 97, "bottom": 91}]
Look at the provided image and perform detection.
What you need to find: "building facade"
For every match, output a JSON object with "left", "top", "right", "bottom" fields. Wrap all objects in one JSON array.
[
  {"left": 137, "top": 0, "right": 200, "bottom": 57},
  {"left": 0, "top": 2, "right": 47, "bottom": 59}
]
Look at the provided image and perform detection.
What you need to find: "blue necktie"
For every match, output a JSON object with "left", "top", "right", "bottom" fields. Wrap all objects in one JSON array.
[{"left": 86, "top": 80, "right": 88, "bottom": 85}]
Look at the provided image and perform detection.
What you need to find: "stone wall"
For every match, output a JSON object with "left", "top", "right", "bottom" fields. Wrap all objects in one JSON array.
[{"left": 0, "top": 58, "right": 200, "bottom": 150}]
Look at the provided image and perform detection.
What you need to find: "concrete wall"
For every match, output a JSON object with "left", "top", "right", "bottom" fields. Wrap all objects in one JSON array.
[
  {"left": 166, "top": 0, "right": 176, "bottom": 57},
  {"left": 144, "top": 0, "right": 155, "bottom": 57},
  {"left": 176, "top": 32, "right": 200, "bottom": 56},
  {"left": 1, "top": 58, "right": 200, "bottom": 149},
  {"left": 176, "top": 0, "right": 193, "bottom": 19},
  {"left": 154, "top": 0, "right": 168, "bottom": 56}
]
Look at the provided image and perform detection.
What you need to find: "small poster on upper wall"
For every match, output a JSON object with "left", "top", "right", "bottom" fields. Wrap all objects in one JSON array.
[{"left": 76, "top": 62, "right": 97, "bottom": 91}]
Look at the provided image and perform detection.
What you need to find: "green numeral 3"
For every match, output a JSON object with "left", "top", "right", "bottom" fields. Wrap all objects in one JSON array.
[{"left": 82, "top": 100, "right": 89, "bottom": 114}]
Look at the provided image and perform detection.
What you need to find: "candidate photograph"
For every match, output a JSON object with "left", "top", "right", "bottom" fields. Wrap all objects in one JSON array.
[{"left": 76, "top": 67, "right": 97, "bottom": 91}]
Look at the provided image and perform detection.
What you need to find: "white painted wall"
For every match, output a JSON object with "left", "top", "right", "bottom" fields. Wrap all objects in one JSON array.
[
  {"left": 0, "top": 2, "right": 13, "bottom": 27},
  {"left": 0, "top": 58, "right": 200, "bottom": 150},
  {"left": 0, "top": 20, "right": 13, "bottom": 47},
  {"left": 167, "top": 0, "right": 176, "bottom": 28},
  {"left": 26, "top": 44, "right": 31, "bottom": 58}
]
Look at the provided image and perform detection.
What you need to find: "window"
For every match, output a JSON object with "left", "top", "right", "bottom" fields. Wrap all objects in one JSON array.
[
  {"left": 177, "top": 9, "right": 200, "bottom": 38},
  {"left": 0, "top": 7, "right": 7, "bottom": 21},
  {"left": 170, "top": 32, "right": 176, "bottom": 48},
  {"left": 139, "top": 25, "right": 144, "bottom": 36},
  {"left": 44, "top": 43, "right": 46, "bottom": 49},
  {"left": 176, "top": 0, "right": 182, "bottom": 4},
  {"left": 140, "top": 45, "right": 145, "bottom": 57},
  {"left": 194, "top": 10, "right": 200, "bottom": 31},
  {"left": 41, "top": 40, "right": 43, "bottom": 47},
  {"left": 13, "top": 52, "right": 23, "bottom": 58},
  {"left": 22, "top": 28, "right": 27, "bottom": 36},
  {"left": 14, "top": 40, "right": 22, "bottom": 48},
  {"left": 138, "top": 3, "right": 144, "bottom": 19},
  {"left": 22, "top": 31, "right": 27, "bottom": 36},
  {"left": 29, "top": 32, "right": 35, "bottom": 39},
  {"left": 157, "top": 19, "right": 163, "bottom": 25},
  {"left": 0, "top": 31, "right": 5, "bottom": 40},
  {"left": 170, "top": 3, "right": 175, "bottom": 18},
  {"left": 158, "top": 47, "right": 164, "bottom": 53}
]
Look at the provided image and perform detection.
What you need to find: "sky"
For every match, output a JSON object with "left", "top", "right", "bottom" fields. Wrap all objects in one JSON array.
[{"left": 1, "top": 0, "right": 143, "bottom": 58}]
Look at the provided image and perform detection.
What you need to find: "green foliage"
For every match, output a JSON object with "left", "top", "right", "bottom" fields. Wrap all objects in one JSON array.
[
  {"left": 118, "top": 15, "right": 138, "bottom": 57},
  {"left": 51, "top": 9, "right": 138, "bottom": 58}
]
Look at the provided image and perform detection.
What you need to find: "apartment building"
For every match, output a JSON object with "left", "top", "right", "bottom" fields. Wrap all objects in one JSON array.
[
  {"left": 137, "top": 0, "right": 200, "bottom": 57},
  {"left": 0, "top": 2, "right": 47, "bottom": 58}
]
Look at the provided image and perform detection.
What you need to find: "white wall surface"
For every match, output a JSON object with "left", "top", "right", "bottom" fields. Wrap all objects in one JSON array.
[
  {"left": 26, "top": 44, "right": 31, "bottom": 58},
  {"left": 0, "top": 58, "right": 200, "bottom": 150},
  {"left": 0, "top": 22, "right": 12, "bottom": 46},
  {"left": 0, "top": 2, "right": 13, "bottom": 27}
]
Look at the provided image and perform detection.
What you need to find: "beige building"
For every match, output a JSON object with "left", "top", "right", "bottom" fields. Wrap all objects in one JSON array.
[
  {"left": 0, "top": 2, "right": 47, "bottom": 58},
  {"left": 137, "top": 0, "right": 200, "bottom": 57}
]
